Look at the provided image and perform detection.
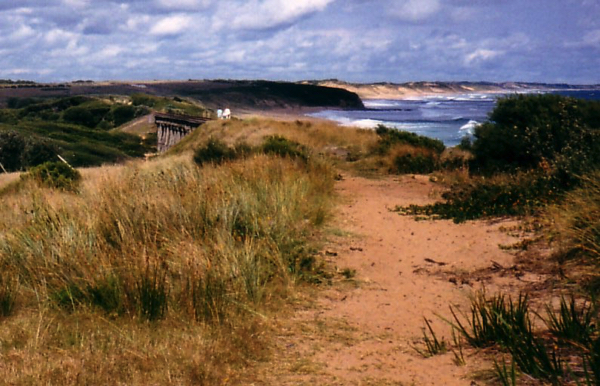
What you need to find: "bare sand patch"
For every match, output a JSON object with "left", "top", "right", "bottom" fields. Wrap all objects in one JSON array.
[{"left": 260, "top": 174, "right": 529, "bottom": 385}]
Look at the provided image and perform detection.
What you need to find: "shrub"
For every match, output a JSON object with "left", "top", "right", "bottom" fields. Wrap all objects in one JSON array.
[
  {"left": 399, "top": 170, "right": 562, "bottom": 222},
  {"left": 25, "top": 161, "right": 82, "bottom": 190},
  {"left": 261, "top": 135, "right": 309, "bottom": 161},
  {"left": 193, "top": 138, "right": 237, "bottom": 166},
  {"left": 62, "top": 102, "right": 111, "bottom": 128},
  {"left": 109, "top": 105, "right": 138, "bottom": 127},
  {"left": 0, "top": 131, "right": 59, "bottom": 171},
  {"left": 21, "top": 138, "right": 59, "bottom": 168},
  {"left": 374, "top": 125, "right": 445, "bottom": 155},
  {"left": 470, "top": 94, "right": 600, "bottom": 177},
  {"left": 390, "top": 144, "right": 439, "bottom": 174}
]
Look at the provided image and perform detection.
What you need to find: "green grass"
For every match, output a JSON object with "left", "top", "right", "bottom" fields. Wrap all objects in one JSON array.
[
  {"left": 412, "top": 318, "right": 447, "bottom": 358},
  {"left": 444, "top": 290, "right": 600, "bottom": 384},
  {"left": 543, "top": 296, "right": 596, "bottom": 345}
]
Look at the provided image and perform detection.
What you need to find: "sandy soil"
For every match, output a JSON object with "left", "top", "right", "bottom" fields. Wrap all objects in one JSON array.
[{"left": 261, "top": 174, "right": 531, "bottom": 385}]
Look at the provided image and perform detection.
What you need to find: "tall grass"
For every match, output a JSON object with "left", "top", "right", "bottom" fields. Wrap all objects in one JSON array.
[
  {"left": 546, "top": 170, "right": 600, "bottom": 263},
  {"left": 0, "top": 145, "right": 335, "bottom": 383},
  {"left": 0, "top": 153, "right": 335, "bottom": 323}
]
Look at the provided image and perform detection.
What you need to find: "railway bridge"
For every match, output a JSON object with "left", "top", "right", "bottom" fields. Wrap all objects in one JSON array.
[{"left": 153, "top": 112, "right": 212, "bottom": 152}]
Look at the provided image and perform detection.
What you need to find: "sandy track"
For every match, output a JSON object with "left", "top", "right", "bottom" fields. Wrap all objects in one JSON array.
[{"left": 263, "top": 174, "right": 524, "bottom": 385}]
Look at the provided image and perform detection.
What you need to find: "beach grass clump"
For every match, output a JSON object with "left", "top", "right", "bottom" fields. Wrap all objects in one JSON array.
[
  {"left": 446, "top": 290, "right": 600, "bottom": 385},
  {"left": 546, "top": 170, "right": 600, "bottom": 264},
  {"left": 389, "top": 144, "right": 439, "bottom": 174},
  {"left": 413, "top": 317, "right": 447, "bottom": 358},
  {"left": 450, "top": 291, "right": 532, "bottom": 349},
  {"left": 543, "top": 295, "right": 596, "bottom": 346}
]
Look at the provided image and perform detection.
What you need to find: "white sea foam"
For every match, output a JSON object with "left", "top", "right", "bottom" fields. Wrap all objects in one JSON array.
[
  {"left": 364, "top": 100, "right": 402, "bottom": 108},
  {"left": 341, "top": 118, "right": 384, "bottom": 128},
  {"left": 459, "top": 120, "right": 480, "bottom": 135}
]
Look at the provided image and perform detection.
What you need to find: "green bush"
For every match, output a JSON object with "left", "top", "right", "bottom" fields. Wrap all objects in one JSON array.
[
  {"left": 374, "top": 125, "right": 445, "bottom": 155},
  {"left": 261, "top": 135, "right": 309, "bottom": 161},
  {"left": 471, "top": 94, "right": 600, "bottom": 177},
  {"left": 193, "top": 138, "right": 237, "bottom": 166},
  {"left": 399, "top": 170, "right": 561, "bottom": 222},
  {"left": 22, "top": 138, "right": 59, "bottom": 168},
  {"left": 62, "top": 102, "right": 111, "bottom": 128},
  {"left": 393, "top": 151, "right": 438, "bottom": 174},
  {"left": 25, "top": 161, "right": 82, "bottom": 190},
  {"left": 401, "top": 95, "right": 600, "bottom": 222}
]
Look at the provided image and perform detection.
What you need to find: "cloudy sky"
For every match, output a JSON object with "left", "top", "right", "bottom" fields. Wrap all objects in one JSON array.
[{"left": 1, "top": 0, "right": 599, "bottom": 84}]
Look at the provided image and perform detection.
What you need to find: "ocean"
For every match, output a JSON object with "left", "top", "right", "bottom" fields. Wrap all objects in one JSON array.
[{"left": 308, "top": 90, "right": 600, "bottom": 147}]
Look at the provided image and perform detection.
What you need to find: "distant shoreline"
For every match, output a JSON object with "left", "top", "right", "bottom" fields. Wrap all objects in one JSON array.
[{"left": 311, "top": 80, "right": 600, "bottom": 101}]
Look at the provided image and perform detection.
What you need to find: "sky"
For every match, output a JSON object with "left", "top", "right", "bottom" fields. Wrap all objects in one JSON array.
[{"left": 1, "top": 0, "right": 599, "bottom": 84}]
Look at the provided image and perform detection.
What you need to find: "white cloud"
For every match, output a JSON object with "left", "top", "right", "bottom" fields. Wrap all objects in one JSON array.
[
  {"left": 154, "top": 0, "right": 213, "bottom": 11},
  {"left": 222, "top": 0, "right": 334, "bottom": 31},
  {"left": 583, "top": 29, "right": 600, "bottom": 47},
  {"left": 465, "top": 48, "right": 503, "bottom": 65},
  {"left": 391, "top": 0, "right": 441, "bottom": 22},
  {"left": 150, "top": 15, "right": 192, "bottom": 35},
  {"left": 9, "top": 24, "right": 35, "bottom": 40},
  {"left": 97, "top": 45, "right": 123, "bottom": 58}
]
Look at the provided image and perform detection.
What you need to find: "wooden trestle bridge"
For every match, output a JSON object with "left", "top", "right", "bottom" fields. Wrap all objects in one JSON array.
[{"left": 153, "top": 112, "right": 213, "bottom": 152}]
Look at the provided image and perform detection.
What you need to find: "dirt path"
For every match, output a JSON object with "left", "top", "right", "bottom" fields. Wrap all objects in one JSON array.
[{"left": 262, "top": 174, "right": 528, "bottom": 385}]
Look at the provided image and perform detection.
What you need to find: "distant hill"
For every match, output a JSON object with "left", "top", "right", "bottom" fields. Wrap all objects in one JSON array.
[{"left": 0, "top": 80, "right": 364, "bottom": 110}]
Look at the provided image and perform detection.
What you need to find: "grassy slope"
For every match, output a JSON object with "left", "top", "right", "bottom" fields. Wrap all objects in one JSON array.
[{"left": 0, "top": 118, "right": 358, "bottom": 385}]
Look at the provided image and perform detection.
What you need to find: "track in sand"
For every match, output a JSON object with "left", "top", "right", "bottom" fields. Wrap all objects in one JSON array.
[{"left": 261, "top": 174, "right": 531, "bottom": 385}]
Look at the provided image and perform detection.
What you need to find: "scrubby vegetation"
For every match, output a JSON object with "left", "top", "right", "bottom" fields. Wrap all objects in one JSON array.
[
  {"left": 23, "top": 161, "right": 82, "bottom": 191},
  {"left": 405, "top": 94, "right": 600, "bottom": 385},
  {"left": 399, "top": 94, "right": 600, "bottom": 222}
]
